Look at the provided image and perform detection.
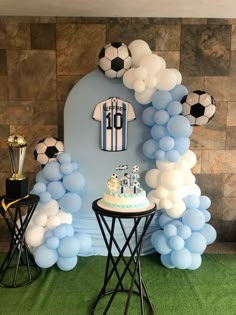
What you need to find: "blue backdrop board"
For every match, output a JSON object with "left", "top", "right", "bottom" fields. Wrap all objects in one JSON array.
[{"left": 64, "top": 69, "right": 158, "bottom": 255}]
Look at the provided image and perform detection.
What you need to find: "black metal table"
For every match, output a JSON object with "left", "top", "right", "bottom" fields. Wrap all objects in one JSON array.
[
  {"left": 92, "top": 198, "right": 156, "bottom": 315},
  {"left": 0, "top": 194, "right": 41, "bottom": 288}
]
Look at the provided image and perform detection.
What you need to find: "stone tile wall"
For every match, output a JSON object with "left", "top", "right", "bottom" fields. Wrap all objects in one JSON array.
[{"left": 0, "top": 16, "right": 236, "bottom": 242}]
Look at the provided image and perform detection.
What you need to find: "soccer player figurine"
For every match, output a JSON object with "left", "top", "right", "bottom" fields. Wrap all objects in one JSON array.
[
  {"left": 130, "top": 165, "right": 140, "bottom": 186},
  {"left": 133, "top": 181, "right": 140, "bottom": 194},
  {"left": 120, "top": 173, "right": 130, "bottom": 193}
]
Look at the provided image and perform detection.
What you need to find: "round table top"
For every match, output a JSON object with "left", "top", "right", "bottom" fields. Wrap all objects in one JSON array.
[
  {"left": 0, "top": 194, "right": 39, "bottom": 208},
  {"left": 92, "top": 198, "right": 156, "bottom": 218}
]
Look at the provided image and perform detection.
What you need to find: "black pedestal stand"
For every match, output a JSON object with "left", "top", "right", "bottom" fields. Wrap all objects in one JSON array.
[{"left": 0, "top": 194, "right": 41, "bottom": 288}]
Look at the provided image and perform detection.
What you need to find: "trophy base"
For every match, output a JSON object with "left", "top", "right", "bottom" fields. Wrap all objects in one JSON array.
[{"left": 5, "top": 178, "right": 28, "bottom": 200}]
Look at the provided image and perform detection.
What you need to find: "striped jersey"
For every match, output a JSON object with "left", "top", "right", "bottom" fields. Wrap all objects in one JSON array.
[{"left": 93, "top": 97, "right": 136, "bottom": 151}]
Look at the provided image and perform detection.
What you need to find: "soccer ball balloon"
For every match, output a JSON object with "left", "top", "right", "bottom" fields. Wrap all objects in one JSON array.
[
  {"left": 181, "top": 90, "right": 216, "bottom": 126},
  {"left": 98, "top": 42, "right": 132, "bottom": 79},
  {"left": 34, "top": 137, "right": 64, "bottom": 167}
]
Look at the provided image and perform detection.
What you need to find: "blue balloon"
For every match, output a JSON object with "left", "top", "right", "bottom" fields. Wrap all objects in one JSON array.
[
  {"left": 171, "top": 248, "right": 192, "bottom": 269},
  {"left": 151, "top": 230, "right": 163, "bottom": 245},
  {"left": 199, "top": 195, "right": 211, "bottom": 210},
  {"left": 177, "top": 225, "right": 191, "bottom": 240},
  {"left": 184, "top": 195, "right": 200, "bottom": 209},
  {"left": 169, "top": 84, "right": 188, "bottom": 102},
  {"left": 60, "top": 163, "right": 74, "bottom": 175},
  {"left": 34, "top": 245, "right": 58, "bottom": 268},
  {"left": 58, "top": 236, "right": 80, "bottom": 258},
  {"left": 160, "top": 254, "right": 175, "bottom": 269},
  {"left": 158, "top": 213, "right": 174, "bottom": 228},
  {"left": 63, "top": 172, "right": 85, "bottom": 194},
  {"left": 199, "top": 224, "right": 217, "bottom": 244},
  {"left": 43, "top": 161, "right": 63, "bottom": 181},
  {"left": 57, "top": 152, "right": 72, "bottom": 164},
  {"left": 167, "top": 101, "right": 183, "bottom": 116},
  {"left": 57, "top": 256, "right": 78, "bottom": 271},
  {"left": 201, "top": 210, "right": 211, "bottom": 222},
  {"left": 167, "top": 116, "right": 191, "bottom": 138},
  {"left": 152, "top": 231, "right": 172, "bottom": 255},
  {"left": 151, "top": 125, "right": 168, "bottom": 141},
  {"left": 46, "top": 236, "right": 60, "bottom": 249},
  {"left": 154, "top": 150, "right": 166, "bottom": 161},
  {"left": 182, "top": 209, "right": 205, "bottom": 231},
  {"left": 185, "top": 232, "right": 207, "bottom": 254},
  {"left": 166, "top": 150, "right": 180, "bottom": 162},
  {"left": 159, "top": 136, "right": 175, "bottom": 151},
  {"left": 59, "top": 192, "right": 82, "bottom": 213},
  {"left": 31, "top": 182, "right": 46, "bottom": 195},
  {"left": 75, "top": 233, "right": 93, "bottom": 256},
  {"left": 53, "top": 224, "right": 74, "bottom": 239},
  {"left": 142, "top": 106, "right": 157, "bottom": 127},
  {"left": 154, "top": 110, "right": 170, "bottom": 125},
  {"left": 152, "top": 91, "right": 172, "bottom": 109},
  {"left": 163, "top": 224, "right": 177, "bottom": 237},
  {"left": 36, "top": 170, "right": 48, "bottom": 184},
  {"left": 39, "top": 191, "right": 52, "bottom": 203},
  {"left": 142, "top": 139, "right": 159, "bottom": 159},
  {"left": 174, "top": 137, "right": 190, "bottom": 155},
  {"left": 47, "top": 181, "right": 66, "bottom": 200},
  {"left": 44, "top": 230, "right": 54, "bottom": 240},
  {"left": 188, "top": 253, "right": 202, "bottom": 270},
  {"left": 169, "top": 235, "right": 184, "bottom": 251}
]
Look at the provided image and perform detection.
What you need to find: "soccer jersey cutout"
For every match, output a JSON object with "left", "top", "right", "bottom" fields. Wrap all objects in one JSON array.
[{"left": 93, "top": 97, "right": 136, "bottom": 151}]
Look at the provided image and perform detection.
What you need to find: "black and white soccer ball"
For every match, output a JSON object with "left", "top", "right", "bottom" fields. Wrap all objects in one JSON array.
[
  {"left": 111, "top": 173, "right": 118, "bottom": 179},
  {"left": 98, "top": 42, "right": 132, "bottom": 79},
  {"left": 34, "top": 137, "right": 64, "bottom": 167},
  {"left": 132, "top": 165, "right": 139, "bottom": 173},
  {"left": 181, "top": 90, "right": 216, "bottom": 126}
]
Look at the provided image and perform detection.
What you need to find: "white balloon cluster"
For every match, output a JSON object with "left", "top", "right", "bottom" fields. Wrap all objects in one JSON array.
[
  {"left": 123, "top": 39, "right": 182, "bottom": 104},
  {"left": 145, "top": 150, "right": 200, "bottom": 218}
]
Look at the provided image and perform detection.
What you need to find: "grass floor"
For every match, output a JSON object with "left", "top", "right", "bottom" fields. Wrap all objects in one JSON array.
[{"left": 0, "top": 254, "right": 236, "bottom": 315}]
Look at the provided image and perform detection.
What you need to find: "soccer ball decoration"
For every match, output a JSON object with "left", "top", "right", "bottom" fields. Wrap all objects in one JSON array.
[
  {"left": 34, "top": 137, "right": 64, "bottom": 167},
  {"left": 181, "top": 90, "right": 216, "bottom": 126},
  {"left": 98, "top": 42, "right": 132, "bottom": 79}
]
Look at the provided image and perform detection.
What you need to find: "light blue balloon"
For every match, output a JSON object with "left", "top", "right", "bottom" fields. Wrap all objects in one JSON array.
[
  {"left": 169, "top": 84, "right": 188, "bottom": 102},
  {"left": 142, "top": 106, "right": 157, "bottom": 127},
  {"left": 188, "top": 253, "right": 202, "bottom": 270},
  {"left": 57, "top": 256, "right": 78, "bottom": 271},
  {"left": 185, "top": 232, "right": 207, "bottom": 254},
  {"left": 152, "top": 231, "right": 172, "bottom": 255},
  {"left": 166, "top": 150, "right": 180, "bottom": 162},
  {"left": 167, "top": 116, "right": 191, "bottom": 138},
  {"left": 152, "top": 91, "right": 172, "bottom": 109},
  {"left": 57, "top": 152, "right": 72, "bottom": 164},
  {"left": 34, "top": 245, "right": 58, "bottom": 268},
  {"left": 169, "top": 235, "right": 184, "bottom": 251},
  {"left": 174, "top": 137, "right": 190, "bottom": 155},
  {"left": 201, "top": 210, "right": 211, "bottom": 222},
  {"left": 154, "top": 110, "right": 170, "bottom": 125},
  {"left": 184, "top": 195, "right": 200, "bottom": 209},
  {"left": 39, "top": 191, "right": 52, "bottom": 203},
  {"left": 167, "top": 101, "right": 183, "bottom": 116},
  {"left": 47, "top": 181, "right": 66, "bottom": 200},
  {"left": 32, "top": 182, "right": 47, "bottom": 195},
  {"left": 151, "top": 230, "right": 163, "bottom": 245},
  {"left": 177, "top": 225, "right": 191, "bottom": 240},
  {"left": 159, "top": 136, "right": 175, "bottom": 151},
  {"left": 170, "top": 220, "right": 183, "bottom": 228},
  {"left": 151, "top": 125, "right": 167, "bottom": 141},
  {"left": 44, "top": 230, "right": 54, "bottom": 240},
  {"left": 75, "top": 233, "right": 93, "bottom": 255},
  {"left": 160, "top": 254, "right": 175, "bottom": 269},
  {"left": 182, "top": 209, "right": 205, "bottom": 231},
  {"left": 63, "top": 172, "right": 85, "bottom": 194},
  {"left": 46, "top": 236, "right": 60, "bottom": 249},
  {"left": 171, "top": 248, "right": 192, "bottom": 269},
  {"left": 59, "top": 192, "right": 82, "bottom": 213},
  {"left": 199, "top": 224, "right": 217, "bottom": 244},
  {"left": 53, "top": 224, "right": 73, "bottom": 239},
  {"left": 158, "top": 213, "right": 173, "bottom": 228},
  {"left": 60, "top": 163, "right": 74, "bottom": 175},
  {"left": 154, "top": 150, "right": 166, "bottom": 161},
  {"left": 36, "top": 170, "right": 48, "bottom": 184},
  {"left": 199, "top": 195, "right": 211, "bottom": 210},
  {"left": 142, "top": 139, "right": 159, "bottom": 159},
  {"left": 43, "top": 161, "right": 63, "bottom": 181},
  {"left": 164, "top": 223, "right": 177, "bottom": 237},
  {"left": 58, "top": 236, "right": 80, "bottom": 258},
  {"left": 186, "top": 125, "right": 193, "bottom": 137}
]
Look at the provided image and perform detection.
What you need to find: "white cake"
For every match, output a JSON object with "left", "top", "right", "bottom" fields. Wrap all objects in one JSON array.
[{"left": 98, "top": 165, "right": 151, "bottom": 211}]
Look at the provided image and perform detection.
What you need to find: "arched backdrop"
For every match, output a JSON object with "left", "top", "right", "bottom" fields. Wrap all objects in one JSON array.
[{"left": 64, "top": 69, "right": 158, "bottom": 255}]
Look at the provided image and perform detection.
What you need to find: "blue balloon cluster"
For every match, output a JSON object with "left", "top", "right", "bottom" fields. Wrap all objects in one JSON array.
[
  {"left": 32, "top": 152, "right": 86, "bottom": 213},
  {"left": 151, "top": 194, "right": 217, "bottom": 270},
  {"left": 142, "top": 85, "right": 192, "bottom": 162}
]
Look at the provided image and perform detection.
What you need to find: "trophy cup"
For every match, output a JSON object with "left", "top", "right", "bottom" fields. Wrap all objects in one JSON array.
[{"left": 5, "top": 134, "right": 29, "bottom": 200}]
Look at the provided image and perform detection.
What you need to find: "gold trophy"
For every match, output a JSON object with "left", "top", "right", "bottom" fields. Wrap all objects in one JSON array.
[{"left": 5, "top": 134, "right": 29, "bottom": 200}]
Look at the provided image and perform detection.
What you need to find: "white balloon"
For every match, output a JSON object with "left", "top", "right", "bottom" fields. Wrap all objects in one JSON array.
[
  {"left": 156, "top": 68, "right": 178, "bottom": 91},
  {"left": 33, "top": 213, "right": 47, "bottom": 227},
  {"left": 188, "top": 184, "right": 201, "bottom": 196},
  {"left": 169, "top": 190, "right": 182, "bottom": 202},
  {"left": 128, "top": 40, "right": 152, "bottom": 67},
  {"left": 160, "top": 170, "right": 183, "bottom": 190},
  {"left": 57, "top": 210, "right": 72, "bottom": 224},
  {"left": 140, "top": 54, "right": 164, "bottom": 75},
  {"left": 147, "top": 190, "right": 160, "bottom": 207},
  {"left": 180, "top": 150, "right": 197, "bottom": 169},
  {"left": 156, "top": 160, "right": 175, "bottom": 171},
  {"left": 134, "top": 67, "right": 148, "bottom": 80},
  {"left": 169, "top": 68, "right": 182, "bottom": 84},
  {"left": 166, "top": 200, "right": 186, "bottom": 218},
  {"left": 159, "top": 199, "right": 172, "bottom": 210},
  {"left": 135, "top": 87, "right": 156, "bottom": 105},
  {"left": 122, "top": 68, "right": 136, "bottom": 89},
  {"left": 155, "top": 186, "right": 169, "bottom": 199},
  {"left": 144, "top": 76, "right": 157, "bottom": 89},
  {"left": 145, "top": 169, "right": 160, "bottom": 188},
  {"left": 25, "top": 225, "right": 44, "bottom": 247},
  {"left": 133, "top": 80, "right": 146, "bottom": 93},
  {"left": 40, "top": 199, "right": 59, "bottom": 217},
  {"left": 46, "top": 215, "right": 61, "bottom": 229}
]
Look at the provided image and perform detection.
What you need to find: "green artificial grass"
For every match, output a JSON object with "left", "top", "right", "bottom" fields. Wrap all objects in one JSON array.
[{"left": 0, "top": 254, "right": 236, "bottom": 315}]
